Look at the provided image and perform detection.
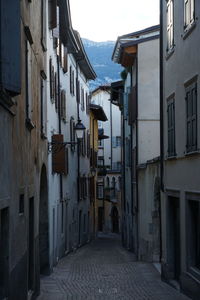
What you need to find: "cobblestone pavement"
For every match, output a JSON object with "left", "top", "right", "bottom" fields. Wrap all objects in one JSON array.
[{"left": 38, "top": 233, "right": 190, "bottom": 300}]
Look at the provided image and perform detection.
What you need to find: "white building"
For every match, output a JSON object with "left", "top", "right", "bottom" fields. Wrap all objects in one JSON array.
[
  {"left": 112, "top": 25, "right": 161, "bottom": 260},
  {"left": 46, "top": 0, "right": 96, "bottom": 270}
]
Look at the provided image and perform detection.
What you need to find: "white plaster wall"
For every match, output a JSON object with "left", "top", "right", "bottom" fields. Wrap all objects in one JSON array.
[{"left": 137, "top": 39, "right": 160, "bottom": 164}]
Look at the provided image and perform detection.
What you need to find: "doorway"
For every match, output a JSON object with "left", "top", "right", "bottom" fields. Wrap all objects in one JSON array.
[
  {"left": 98, "top": 207, "right": 104, "bottom": 232},
  {"left": 167, "top": 196, "right": 180, "bottom": 280},
  {"left": 111, "top": 206, "right": 119, "bottom": 233},
  {"left": 39, "top": 165, "right": 49, "bottom": 274},
  {"left": 0, "top": 207, "right": 9, "bottom": 299}
]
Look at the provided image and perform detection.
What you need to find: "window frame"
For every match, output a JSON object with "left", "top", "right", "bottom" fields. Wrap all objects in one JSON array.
[
  {"left": 167, "top": 96, "right": 176, "bottom": 157},
  {"left": 184, "top": 0, "right": 195, "bottom": 30},
  {"left": 166, "top": 0, "right": 174, "bottom": 52},
  {"left": 185, "top": 81, "right": 197, "bottom": 153}
]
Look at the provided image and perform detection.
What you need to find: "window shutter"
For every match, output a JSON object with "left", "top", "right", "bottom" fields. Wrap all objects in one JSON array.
[
  {"left": 0, "top": 0, "right": 21, "bottom": 96},
  {"left": 49, "top": 0, "right": 57, "bottom": 30},
  {"left": 52, "top": 134, "right": 67, "bottom": 174},
  {"left": 53, "top": 6, "right": 59, "bottom": 38},
  {"left": 63, "top": 47, "right": 68, "bottom": 73},
  {"left": 49, "top": 58, "right": 53, "bottom": 99},
  {"left": 41, "top": 0, "right": 47, "bottom": 51},
  {"left": 55, "top": 72, "right": 58, "bottom": 112}
]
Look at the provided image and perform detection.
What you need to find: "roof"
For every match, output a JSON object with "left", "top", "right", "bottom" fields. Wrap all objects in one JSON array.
[
  {"left": 59, "top": 1, "right": 96, "bottom": 80},
  {"left": 90, "top": 104, "right": 107, "bottom": 121},
  {"left": 73, "top": 31, "right": 97, "bottom": 80},
  {"left": 91, "top": 85, "right": 111, "bottom": 95},
  {"left": 98, "top": 129, "right": 109, "bottom": 140},
  {"left": 112, "top": 25, "right": 160, "bottom": 64}
]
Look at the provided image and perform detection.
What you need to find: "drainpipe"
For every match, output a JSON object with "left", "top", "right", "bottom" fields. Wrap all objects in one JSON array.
[
  {"left": 135, "top": 55, "right": 139, "bottom": 259},
  {"left": 110, "top": 99, "right": 113, "bottom": 170},
  {"left": 57, "top": 54, "right": 64, "bottom": 233},
  {"left": 76, "top": 62, "right": 81, "bottom": 244},
  {"left": 92, "top": 118, "right": 96, "bottom": 236},
  {"left": 159, "top": 0, "right": 163, "bottom": 262}
]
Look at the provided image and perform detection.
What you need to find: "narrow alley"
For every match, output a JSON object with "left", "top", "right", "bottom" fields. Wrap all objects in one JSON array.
[{"left": 38, "top": 234, "right": 190, "bottom": 300}]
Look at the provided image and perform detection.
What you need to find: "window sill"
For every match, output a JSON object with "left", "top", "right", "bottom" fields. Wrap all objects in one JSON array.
[
  {"left": 184, "top": 150, "right": 199, "bottom": 157},
  {"left": 26, "top": 118, "right": 35, "bottom": 131},
  {"left": 166, "top": 154, "right": 177, "bottom": 160},
  {"left": 182, "top": 21, "right": 196, "bottom": 40},
  {"left": 165, "top": 47, "right": 175, "bottom": 61}
]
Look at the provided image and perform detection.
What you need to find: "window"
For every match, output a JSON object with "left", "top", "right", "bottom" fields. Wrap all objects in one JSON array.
[
  {"left": 76, "top": 79, "right": 80, "bottom": 103},
  {"left": 97, "top": 184, "right": 104, "bottom": 199},
  {"left": 70, "top": 66, "right": 75, "bottom": 95},
  {"left": 25, "top": 40, "right": 34, "bottom": 128},
  {"left": 49, "top": 58, "right": 55, "bottom": 103},
  {"left": 81, "top": 87, "right": 85, "bottom": 111},
  {"left": 48, "top": 0, "right": 57, "bottom": 29},
  {"left": 116, "top": 136, "right": 121, "bottom": 147},
  {"left": 41, "top": 0, "right": 47, "bottom": 51},
  {"left": 54, "top": 72, "right": 58, "bottom": 112},
  {"left": 106, "top": 177, "right": 110, "bottom": 187},
  {"left": 19, "top": 194, "right": 24, "bottom": 214},
  {"left": 61, "top": 90, "right": 66, "bottom": 121},
  {"left": 186, "top": 81, "right": 197, "bottom": 152},
  {"left": 87, "top": 130, "right": 90, "bottom": 158},
  {"left": 166, "top": 0, "right": 174, "bottom": 51},
  {"left": 70, "top": 117, "right": 76, "bottom": 152},
  {"left": 40, "top": 71, "right": 47, "bottom": 138},
  {"left": 184, "top": 0, "right": 195, "bottom": 29},
  {"left": 167, "top": 97, "right": 176, "bottom": 156}
]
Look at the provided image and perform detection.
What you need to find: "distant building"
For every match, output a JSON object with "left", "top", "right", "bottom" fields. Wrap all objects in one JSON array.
[
  {"left": 89, "top": 103, "right": 107, "bottom": 238},
  {"left": 160, "top": 0, "right": 200, "bottom": 298},
  {"left": 91, "top": 86, "right": 122, "bottom": 234},
  {"left": 112, "top": 25, "right": 161, "bottom": 261}
]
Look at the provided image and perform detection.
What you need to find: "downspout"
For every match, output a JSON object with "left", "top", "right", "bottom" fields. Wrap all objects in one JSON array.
[
  {"left": 110, "top": 99, "right": 113, "bottom": 170},
  {"left": 92, "top": 118, "right": 96, "bottom": 235},
  {"left": 130, "top": 69, "right": 134, "bottom": 218},
  {"left": 57, "top": 54, "right": 63, "bottom": 230},
  {"left": 135, "top": 55, "right": 139, "bottom": 258},
  {"left": 159, "top": 0, "right": 163, "bottom": 262}
]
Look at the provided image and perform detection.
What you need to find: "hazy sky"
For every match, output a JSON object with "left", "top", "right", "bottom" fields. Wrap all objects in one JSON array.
[{"left": 69, "top": 0, "right": 159, "bottom": 42}]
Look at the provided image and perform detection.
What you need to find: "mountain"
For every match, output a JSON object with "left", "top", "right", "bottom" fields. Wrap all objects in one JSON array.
[{"left": 82, "top": 38, "right": 122, "bottom": 91}]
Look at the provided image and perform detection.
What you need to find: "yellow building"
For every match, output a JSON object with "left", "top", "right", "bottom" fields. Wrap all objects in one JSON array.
[{"left": 89, "top": 104, "right": 107, "bottom": 238}]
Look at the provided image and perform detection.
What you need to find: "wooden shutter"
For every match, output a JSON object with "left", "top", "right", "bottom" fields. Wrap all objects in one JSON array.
[
  {"left": 0, "top": 0, "right": 21, "bottom": 96},
  {"left": 63, "top": 47, "right": 68, "bottom": 73},
  {"left": 52, "top": 134, "right": 67, "bottom": 174},
  {"left": 128, "top": 86, "right": 137, "bottom": 125},
  {"left": 70, "top": 66, "right": 72, "bottom": 94},
  {"left": 49, "top": 58, "right": 53, "bottom": 99},
  {"left": 55, "top": 72, "right": 58, "bottom": 111},
  {"left": 53, "top": 6, "right": 59, "bottom": 38},
  {"left": 186, "top": 83, "right": 197, "bottom": 152},
  {"left": 61, "top": 90, "right": 66, "bottom": 121},
  {"left": 41, "top": 0, "right": 47, "bottom": 51},
  {"left": 49, "top": 0, "right": 57, "bottom": 29}
]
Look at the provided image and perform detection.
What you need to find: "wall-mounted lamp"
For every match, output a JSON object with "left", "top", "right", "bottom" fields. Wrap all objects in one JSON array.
[{"left": 48, "top": 119, "right": 85, "bottom": 153}]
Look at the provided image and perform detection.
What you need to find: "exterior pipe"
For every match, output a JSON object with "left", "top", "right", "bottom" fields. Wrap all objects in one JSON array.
[{"left": 159, "top": 0, "right": 163, "bottom": 262}]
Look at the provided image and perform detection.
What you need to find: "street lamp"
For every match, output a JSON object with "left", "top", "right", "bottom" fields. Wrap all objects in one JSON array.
[
  {"left": 74, "top": 119, "right": 86, "bottom": 139},
  {"left": 48, "top": 119, "right": 85, "bottom": 153}
]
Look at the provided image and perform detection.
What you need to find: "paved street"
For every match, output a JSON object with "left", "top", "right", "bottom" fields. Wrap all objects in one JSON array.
[{"left": 38, "top": 234, "right": 190, "bottom": 300}]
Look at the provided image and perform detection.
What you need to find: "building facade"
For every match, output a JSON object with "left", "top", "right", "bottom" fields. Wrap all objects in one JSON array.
[
  {"left": 112, "top": 25, "right": 161, "bottom": 261},
  {"left": 160, "top": 0, "right": 200, "bottom": 298},
  {"left": 0, "top": 0, "right": 48, "bottom": 298},
  {"left": 46, "top": 0, "right": 96, "bottom": 270}
]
